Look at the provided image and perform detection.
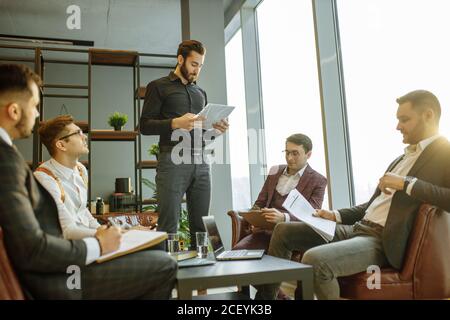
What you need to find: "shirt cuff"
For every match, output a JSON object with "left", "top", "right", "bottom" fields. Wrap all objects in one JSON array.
[
  {"left": 406, "top": 177, "right": 418, "bottom": 195},
  {"left": 333, "top": 210, "right": 342, "bottom": 224},
  {"left": 83, "top": 237, "right": 101, "bottom": 265},
  {"left": 284, "top": 213, "right": 290, "bottom": 222}
]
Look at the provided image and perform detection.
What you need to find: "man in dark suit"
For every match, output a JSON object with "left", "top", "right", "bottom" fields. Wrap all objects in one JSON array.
[
  {"left": 233, "top": 133, "right": 327, "bottom": 252},
  {"left": 256, "top": 90, "right": 450, "bottom": 300},
  {"left": 0, "top": 64, "right": 177, "bottom": 299}
]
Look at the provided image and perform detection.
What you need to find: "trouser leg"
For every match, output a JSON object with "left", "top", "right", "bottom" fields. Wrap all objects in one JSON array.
[
  {"left": 186, "top": 162, "right": 211, "bottom": 249},
  {"left": 156, "top": 151, "right": 193, "bottom": 234},
  {"left": 301, "top": 223, "right": 388, "bottom": 300}
]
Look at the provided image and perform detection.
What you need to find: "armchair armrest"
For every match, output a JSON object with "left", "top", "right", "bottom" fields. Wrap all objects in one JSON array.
[{"left": 227, "top": 210, "right": 252, "bottom": 248}]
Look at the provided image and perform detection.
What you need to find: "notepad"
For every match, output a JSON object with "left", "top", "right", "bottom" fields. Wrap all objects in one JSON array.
[
  {"left": 197, "top": 103, "right": 235, "bottom": 129},
  {"left": 282, "top": 189, "right": 336, "bottom": 242},
  {"left": 96, "top": 230, "right": 167, "bottom": 263}
]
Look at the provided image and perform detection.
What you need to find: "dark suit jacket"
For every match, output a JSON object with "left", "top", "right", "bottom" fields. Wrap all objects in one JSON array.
[
  {"left": 254, "top": 164, "right": 327, "bottom": 220},
  {"left": 0, "top": 139, "right": 87, "bottom": 299},
  {"left": 339, "top": 137, "right": 450, "bottom": 270}
]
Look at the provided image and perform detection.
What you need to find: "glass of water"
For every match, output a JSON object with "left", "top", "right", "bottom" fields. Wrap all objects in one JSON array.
[
  {"left": 195, "top": 232, "right": 209, "bottom": 258},
  {"left": 167, "top": 233, "right": 179, "bottom": 254}
]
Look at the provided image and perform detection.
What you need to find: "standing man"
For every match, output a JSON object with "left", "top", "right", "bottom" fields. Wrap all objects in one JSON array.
[
  {"left": 140, "top": 40, "right": 229, "bottom": 249},
  {"left": 256, "top": 89, "right": 450, "bottom": 300}
]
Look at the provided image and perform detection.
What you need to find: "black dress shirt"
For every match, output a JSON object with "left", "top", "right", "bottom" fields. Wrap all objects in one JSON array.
[{"left": 140, "top": 71, "right": 208, "bottom": 148}]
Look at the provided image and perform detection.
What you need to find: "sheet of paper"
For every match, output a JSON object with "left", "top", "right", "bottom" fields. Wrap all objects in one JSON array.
[
  {"left": 197, "top": 103, "right": 235, "bottom": 129},
  {"left": 282, "top": 189, "right": 336, "bottom": 242},
  {"left": 97, "top": 230, "right": 166, "bottom": 261}
]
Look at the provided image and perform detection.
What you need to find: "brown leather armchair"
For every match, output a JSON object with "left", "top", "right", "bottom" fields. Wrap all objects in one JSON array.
[
  {"left": 228, "top": 205, "right": 450, "bottom": 300},
  {"left": 338, "top": 204, "right": 450, "bottom": 299},
  {"left": 0, "top": 227, "right": 25, "bottom": 300}
]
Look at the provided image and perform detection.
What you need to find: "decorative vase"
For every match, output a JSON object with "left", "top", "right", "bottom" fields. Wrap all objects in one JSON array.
[{"left": 113, "top": 125, "right": 122, "bottom": 131}]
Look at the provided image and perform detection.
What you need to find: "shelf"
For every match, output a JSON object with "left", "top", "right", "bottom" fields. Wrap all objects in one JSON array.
[
  {"left": 135, "top": 87, "right": 146, "bottom": 99},
  {"left": 89, "top": 48, "right": 138, "bottom": 66},
  {"left": 43, "top": 84, "right": 88, "bottom": 90},
  {"left": 137, "top": 160, "right": 158, "bottom": 169},
  {"left": 38, "top": 121, "right": 89, "bottom": 132},
  {"left": 43, "top": 94, "right": 89, "bottom": 99},
  {"left": 90, "top": 130, "right": 138, "bottom": 141},
  {"left": 142, "top": 198, "right": 186, "bottom": 205}
]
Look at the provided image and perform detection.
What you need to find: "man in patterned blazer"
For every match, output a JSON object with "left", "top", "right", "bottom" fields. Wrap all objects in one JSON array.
[
  {"left": 0, "top": 64, "right": 177, "bottom": 299},
  {"left": 233, "top": 133, "right": 327, "bottom": 252}
]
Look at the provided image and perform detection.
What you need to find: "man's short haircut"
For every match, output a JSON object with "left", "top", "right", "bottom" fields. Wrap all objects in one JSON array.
[
  {"left": 286, "top": 133, "right": 313, "bottom": 153},
  {"left": 38, "top": 115, "right": 74, "bottom": 156},
  {"left": 396, "top": 90, "right": 441, "bottom": 122},
  {"left": 0, "top": 64, "right": 42, "bottom": 101},
  {"left": 177, "top": 40, "right": 206, "bottom": 60}
]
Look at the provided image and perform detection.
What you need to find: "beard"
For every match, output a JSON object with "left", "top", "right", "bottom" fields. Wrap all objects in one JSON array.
[
  {"left": 180, "top": 62, "right": 196, "bottom": 84},
  {"left": 15, "top": 109, "right": 34, "bottom": 139}
]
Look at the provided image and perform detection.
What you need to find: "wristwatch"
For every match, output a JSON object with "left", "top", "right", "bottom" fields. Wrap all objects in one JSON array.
[{"left": 403, "top": 176, "right": 414, "bottom": 192}]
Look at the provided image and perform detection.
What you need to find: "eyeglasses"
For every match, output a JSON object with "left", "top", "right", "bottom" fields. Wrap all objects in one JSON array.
[
  {"left": 58, "top": 129, "right": 84, "bottom": 140},
  {"left": 282, "top": 150, "right": 301, "bottom": 157}
]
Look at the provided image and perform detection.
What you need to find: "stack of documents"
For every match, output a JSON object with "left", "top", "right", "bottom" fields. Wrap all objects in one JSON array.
[{"left": 282, "top": 189, "right": 336, "bottom": 242}]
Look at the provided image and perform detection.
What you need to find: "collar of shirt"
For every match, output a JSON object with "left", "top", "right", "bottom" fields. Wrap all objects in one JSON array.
[
  {"left": 404, "top": 134, "right": 441, "bottom": 156},
  {"left": 282, "top": 163, "right": 308, "bottom": 178},
  {"left": 0, "top": 126, "right": 13, "bottom": 146},
  {"left": 168, "top": 70, "right": 197, "bottom": 85},
  {"left": 49, "top": 158, "right": 78, "bottom": 180}
]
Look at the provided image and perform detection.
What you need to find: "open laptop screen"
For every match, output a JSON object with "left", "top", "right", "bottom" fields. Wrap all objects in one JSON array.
[{"left": 202, "top": 216, "right": 225, "bottom": 255}]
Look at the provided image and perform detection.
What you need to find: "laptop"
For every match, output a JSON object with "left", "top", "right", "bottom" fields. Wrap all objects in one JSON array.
[{"left": 202, "top": 216, "right": 264, "bottom": 261}]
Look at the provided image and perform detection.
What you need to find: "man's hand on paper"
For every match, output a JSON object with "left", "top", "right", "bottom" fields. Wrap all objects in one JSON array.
[
  {"left": 95, "top": 225, "right": 122, "bottom": 255},
  {"left": 261, "top": 208, "right": 285, "bottom": 224},
  {"left": 212, "top": 119, "right": 229, "bottom": 134},
  {"left": 312, "top": 209, "right": 337, "bottom": 222},
  {"left": 171, "top": 113, "right": 205, "bottom": 131},
  {"left": 378, "top": 172, "right": 405, "bottom": 195}
]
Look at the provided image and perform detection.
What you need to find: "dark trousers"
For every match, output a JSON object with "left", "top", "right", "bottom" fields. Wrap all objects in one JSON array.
[{"left": 156, "top": 150, "right": 211, "bottom": 249}]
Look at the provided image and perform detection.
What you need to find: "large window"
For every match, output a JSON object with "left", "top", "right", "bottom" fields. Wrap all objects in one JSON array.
[
  {"left": 338, "top": 0, "right": 450, "bottom": 203},
  {"left": 256, "top": 0, "right": 328, "bottom": 207},
  {"left": 225, "top": 29, "right": 252, "bottom": 210}
]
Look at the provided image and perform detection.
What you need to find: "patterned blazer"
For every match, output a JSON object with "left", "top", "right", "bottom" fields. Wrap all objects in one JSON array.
[
  {"left": 0, "top": 139, "right": 87, "bottom": 299},
  {"left": 254, "top": 164, "right": 327, "bottom": 220}
]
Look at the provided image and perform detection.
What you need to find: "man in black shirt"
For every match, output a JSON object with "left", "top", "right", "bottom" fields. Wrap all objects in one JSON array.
[{"left": 140, "top": 40, "right": 228, "bottom": 249}]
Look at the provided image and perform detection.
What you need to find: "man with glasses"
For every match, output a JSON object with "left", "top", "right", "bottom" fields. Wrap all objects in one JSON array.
[
  {"left": 34, "top": 115, "right": 102, "bottom": 240},
  {"left": 233, "top": 133, "right": 327, "bottom": 252}
]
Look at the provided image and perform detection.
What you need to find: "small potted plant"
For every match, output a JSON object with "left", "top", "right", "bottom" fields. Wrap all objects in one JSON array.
[
  {"left": 148, "top": 143, "right": 160, "bottom": 159},
  {"left": 108, "top": 112, "right": 128, "bottom": 131}
]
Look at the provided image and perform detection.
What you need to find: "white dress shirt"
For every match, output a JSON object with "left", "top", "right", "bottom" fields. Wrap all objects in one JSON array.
[
  {"left": 276, "top": 164, "right": 308, "bottom": 222},
  {"left": 0, "top": 127, "right": 100, "bottom": 265},
  {"left": 335, "top": 135, "right": 441, "bottom": 226}
]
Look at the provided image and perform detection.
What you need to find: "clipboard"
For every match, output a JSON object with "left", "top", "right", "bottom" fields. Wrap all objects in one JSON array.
[{"left": 240, "top": 210, "right": 276, "bottom": 230}]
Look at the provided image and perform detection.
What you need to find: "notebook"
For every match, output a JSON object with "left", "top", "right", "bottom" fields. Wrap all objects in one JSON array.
[
  {"left": 96, "top": 230, "right": 167, "bottom": 263},
  {"left": 202, "top": 216, "right": 264, "bottom": 261}
]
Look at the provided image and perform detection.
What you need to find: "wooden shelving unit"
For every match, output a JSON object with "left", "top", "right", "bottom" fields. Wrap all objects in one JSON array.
[{"left": 0, "top": 43, "right": 176, "bottom": 215}]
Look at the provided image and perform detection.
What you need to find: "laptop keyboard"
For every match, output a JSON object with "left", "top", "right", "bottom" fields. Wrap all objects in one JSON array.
[{"left": 221, "top": 250, "right": 247, "bottom": 258}]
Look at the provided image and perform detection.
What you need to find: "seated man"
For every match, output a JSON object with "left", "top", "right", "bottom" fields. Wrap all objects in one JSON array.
[
  {"left": 34, "top": 115, "right": 151, "bottom": 240},
  {"left": 233, "top": 133, "right": 327, "bottom": 252},
  {"left": 256, "top": 89, "right": 450, "bottom": 300},
  {"left": 0, "top": 63, "right": 177, "bottom": 299}
]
